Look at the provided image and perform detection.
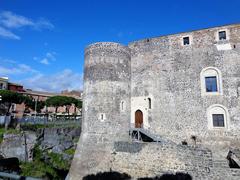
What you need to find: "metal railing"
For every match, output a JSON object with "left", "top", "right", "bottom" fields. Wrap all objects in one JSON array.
[{"left": 0, "top": 171, "right": 41, "bottom": 180}]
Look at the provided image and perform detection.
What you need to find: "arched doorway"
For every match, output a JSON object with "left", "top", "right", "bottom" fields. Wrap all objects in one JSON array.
[{"left": 135, "top": 110, "right": 143, "bottom": 128}]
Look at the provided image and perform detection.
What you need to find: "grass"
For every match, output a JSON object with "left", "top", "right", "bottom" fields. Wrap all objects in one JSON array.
[{"left": 20, "top": 122, "right": 80, "bottom": 131}]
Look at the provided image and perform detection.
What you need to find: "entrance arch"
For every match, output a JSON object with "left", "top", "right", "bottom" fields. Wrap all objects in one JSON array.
[{"left": 135, "top": 110, "right": 143, "bottom": 128}]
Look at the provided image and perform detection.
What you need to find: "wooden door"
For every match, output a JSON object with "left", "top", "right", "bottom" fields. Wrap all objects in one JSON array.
[{"left": 135, "top": 110, "right": 143, "bottom": 128}]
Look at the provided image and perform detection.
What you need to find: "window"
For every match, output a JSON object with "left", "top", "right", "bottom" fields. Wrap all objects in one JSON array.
[
  {"left": 99, "top": 113, "right": 105, "bottom": 121},
  {"left": 0, "top": 83, "right": 3, "bottom": 89},
  {"left": 200, "top": 67, "right": 222, "bottom": 96},
  {"left": 120, "top": 101, "right": 125, "bottom": 112},
  {"left": 205, "top": 76, "right": 217, "bottom": 92},
  {"left": 207, "top": 104, "right": 229, "bottom": 129},
  {"left": 219, "top": 31, "right": 227, "bottom": 40},
  {"left": 148, "top": 98, "right": 151, "bottom": 109},
  {"left": 183, "top": 37, "right": 190, "bottom": 45},
  {"left": 212, "top": 114, "right": 224, "bottom": 127}
]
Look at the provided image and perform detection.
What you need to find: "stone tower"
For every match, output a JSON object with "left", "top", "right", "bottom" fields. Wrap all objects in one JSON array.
[{"left": 69, "top": 42, "right": 131, "bottom": 179}]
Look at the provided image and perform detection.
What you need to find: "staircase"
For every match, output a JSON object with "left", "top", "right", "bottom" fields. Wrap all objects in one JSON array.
[{"left": 129, "top": 127, "right": 171, "bottom": 144}]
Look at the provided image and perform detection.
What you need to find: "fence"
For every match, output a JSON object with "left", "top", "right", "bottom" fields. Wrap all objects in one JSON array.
[{"left": 18, "top": 115, "right": 81, "bottom": 125}]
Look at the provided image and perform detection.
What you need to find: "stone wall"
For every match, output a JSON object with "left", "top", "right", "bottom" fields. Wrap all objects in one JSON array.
[{"left": 129, "top": 24, "right": 240, "bottom": 143}]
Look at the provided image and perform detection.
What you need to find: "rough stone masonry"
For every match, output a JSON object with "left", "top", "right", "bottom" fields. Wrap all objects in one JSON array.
[{"left": 68, "top": 24, "right": 240, "bottom": 179}]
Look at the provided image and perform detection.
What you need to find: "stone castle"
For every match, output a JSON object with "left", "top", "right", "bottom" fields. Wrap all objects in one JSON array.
[{"left": 68, "top": 24, "right": 240, "bottom": 179}]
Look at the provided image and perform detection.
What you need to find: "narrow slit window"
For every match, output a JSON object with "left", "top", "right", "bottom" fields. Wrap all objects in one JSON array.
[
  {"left": 183, "top": 37, "right": 190, "bottom": 45},
  {"left": 212, "top": 114, "right": 224, "bottom": 127},
  {"left": 121, "top": 101, "right": 124, "bottom": 111},
  {"left": 148, "top": 98, "right": 151, "bottom": 109},
  {"left": 219, "top": 31, "right": 226, "bottom": 40},
  {"left": 205, "top": 76, "right": 218, "bottom": 92},
  {"left": 101, "top": 114, "right": 103, "bottom": 120}
]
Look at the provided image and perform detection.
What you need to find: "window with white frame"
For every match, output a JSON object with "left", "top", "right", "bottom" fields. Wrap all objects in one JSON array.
[
  {"left": 216, "top": 29, "right": 230, "bottom": 42},
  {"left": 200, "top": 67, "right": 222, "bottom": 96},
  {"left": 219, "top": 31, "right": 227, "bottom": 40},
  {"left": 183, "top": 37, "right": 190, "bottom": 45},
  {"left": 207, "top": 104, "right": 229, "bottom": 129}
]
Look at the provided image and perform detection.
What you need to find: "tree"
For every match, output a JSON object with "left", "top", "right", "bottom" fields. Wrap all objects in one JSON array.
[
  {"left": 0, "top": 90, "right": 29, "bottom": 115},
  {"left": 45, "top": 96, "right": 82, "bottom": 116},
  {"left": 73, "top": 99, "right": 82, "bottom": 115},
  {"left": 24, "top": 96, "right": 46, "bottom": 113},
  {"left": 46, "top": 96, "right": 70, "bottom": 114},
  {"left": 0, "top": 90, "right": 30, "bottom": 129}
]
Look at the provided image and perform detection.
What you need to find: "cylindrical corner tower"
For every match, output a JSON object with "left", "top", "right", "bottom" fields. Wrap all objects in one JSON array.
[{"left": 69, "top": 42, "right": 131, "bottom": 179}]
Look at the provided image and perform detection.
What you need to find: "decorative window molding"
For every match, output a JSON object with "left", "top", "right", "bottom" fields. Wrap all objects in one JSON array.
[
  {"left": 200, "top": 67, "right": 223, "bottom": 96},
  {"left": 207, "top": 104, "right": 229, "bottom": 129}
]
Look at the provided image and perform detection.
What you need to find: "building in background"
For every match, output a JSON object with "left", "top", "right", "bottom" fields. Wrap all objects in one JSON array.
[
  {"left": 0, "top": 77, "right": 82, "bottom": 118},
  {"left": 0, "top": 77, "right": 8, "bottom": 90}
]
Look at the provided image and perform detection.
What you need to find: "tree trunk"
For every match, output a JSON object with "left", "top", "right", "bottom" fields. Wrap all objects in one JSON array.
[{"left": 5, "top": 103, "right": 12, "bottom": 130}]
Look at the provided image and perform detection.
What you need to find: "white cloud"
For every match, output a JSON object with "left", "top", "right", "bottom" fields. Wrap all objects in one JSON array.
[
  {"left": 39, "top": 52, "right": 56, "bottom": 65},
  {"left": 0, "top": 58, "right": 82, "bottom": 92},
  {"left": 40, "top": 58, "right": 49, "bottom": 65},
  {"left": 0, "top": 26, "right": 20, "bottom": 40},
  {"left": 22, "top": 69, "right": 83, "bottom": 92},
  {"left": 0, "top": 11, "right": 54, "bottom": 30},
  {"left": 0, "top": 63, "right": 38, "bottom": 75},
  {"left": 0, "top": 11, "right": 54, "bottom": 40},
  {"left": 46, "top": 52, "right": 56, "bottom": 61}
]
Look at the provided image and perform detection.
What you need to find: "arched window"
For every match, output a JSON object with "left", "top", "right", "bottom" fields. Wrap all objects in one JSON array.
[
  {"left": 200, "top": 67, "right": 223, "bottom": 96},
  {"left": 148, "top": 98, "right": 151, "bottom": 109},
  {"left": 207, "top": 104, "right": 229, "bottom": 129}
]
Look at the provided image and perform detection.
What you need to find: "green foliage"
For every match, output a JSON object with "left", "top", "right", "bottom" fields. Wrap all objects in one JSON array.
[
  {"left": 24, "top": 97, "right": 46, "bottom": 113},
  {"left": 75, "top": 99, "right": 82, "bottom": 109},
  {"left": 64, "top": 148, "right": 75, "bottom": 156},
  {"left": 46, "top": 96, "right": 82, "bottom": 114},
  {"left": 0, "top": 90, "right": 31, "bottom": 115},
  {"left": 48, "top": 152, "right": 70, "bottom": 170},
  {"left": 20, "top": 146, "right": 65, "bottom": 179},
  {"left": 0, "top": 90, "right": 27, "bottom": 104},
  {"left": 21, "top": 122, "right": 80, "bottom": 131},
  {"left": 20, "top": 161, "right": 57, "bottom": 179}
]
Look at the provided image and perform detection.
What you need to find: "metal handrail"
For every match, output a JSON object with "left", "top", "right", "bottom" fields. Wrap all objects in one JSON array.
[{"left": 0, "top": 171, "right": 41, "bottom": 180}]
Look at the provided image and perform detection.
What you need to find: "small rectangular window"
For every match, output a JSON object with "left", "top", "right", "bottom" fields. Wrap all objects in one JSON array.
[
  {"left": 212, "top": 114, "right": 224, "bottom": 127},
  {"left": 219, "top": 31, "right": 226, "bottom": 40},
  {"left": 183, "top": 37, "right": 190, "bottom": 45},
  {"left": 205, "top": 76, "right": 218, "bottom": 92}
]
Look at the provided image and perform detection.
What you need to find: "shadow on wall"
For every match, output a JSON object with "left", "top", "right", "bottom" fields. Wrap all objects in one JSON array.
[
  {"left": 83, "top": 171, "right": 192, "bottom": 180},
  {"left": 138, "top": 172, "right": 192, "bottom": 180},
  {"left": 83, "top": 171, "right": 131, "bottom": 180}
]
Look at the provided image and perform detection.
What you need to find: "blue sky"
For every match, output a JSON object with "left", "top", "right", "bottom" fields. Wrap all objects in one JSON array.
[{"left": 0, "top": 0, "right": 240, "bottom": 92}]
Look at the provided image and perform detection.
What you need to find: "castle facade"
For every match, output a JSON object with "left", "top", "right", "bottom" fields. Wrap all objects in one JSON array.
[{"left": 69, "top": 24, "right": 240, "bottom": 179}]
